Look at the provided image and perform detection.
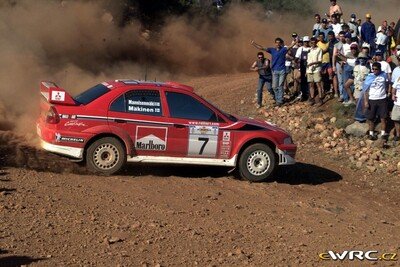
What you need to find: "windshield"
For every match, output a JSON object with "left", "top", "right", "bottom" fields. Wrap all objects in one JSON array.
[
  {"left": 200, "top": 96, "right": 238, "bottom": 122},
  {"left": 74, "top": 84, "right": 110, "bottom": 105}
]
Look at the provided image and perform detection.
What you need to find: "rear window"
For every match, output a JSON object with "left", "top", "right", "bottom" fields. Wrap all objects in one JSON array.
[{"left": 74, "top": 84, "right": 110, "bottom": 105}]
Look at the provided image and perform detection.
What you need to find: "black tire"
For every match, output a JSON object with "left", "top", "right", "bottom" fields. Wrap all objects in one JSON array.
[
  {"left": 86, "top": 137, "right": 126, "bottom": 175},
  {"left": 238, "top": 143, "right": 276, "bottom": 182}
]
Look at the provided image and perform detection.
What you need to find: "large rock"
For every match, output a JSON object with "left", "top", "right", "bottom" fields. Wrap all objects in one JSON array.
[{"left": 345, "top": 121, "right": 369, "bottom": 137}]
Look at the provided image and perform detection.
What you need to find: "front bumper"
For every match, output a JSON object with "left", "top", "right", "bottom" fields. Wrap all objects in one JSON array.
[{"left": 276, "top": 148, "right": 296, "bottom": 165}]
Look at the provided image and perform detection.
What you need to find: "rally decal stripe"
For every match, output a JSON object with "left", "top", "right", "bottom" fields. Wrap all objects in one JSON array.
[
  {"left": 75, "top": 115, "right": 173, "bottom": 126},
  {"left": 220, "top": 122, "right": 240, "bottom": 129}
]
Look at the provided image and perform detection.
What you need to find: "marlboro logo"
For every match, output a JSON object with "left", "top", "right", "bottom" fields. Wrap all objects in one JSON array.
[{"left": 135, "top": 126, "right": 167, "bottom": 151}]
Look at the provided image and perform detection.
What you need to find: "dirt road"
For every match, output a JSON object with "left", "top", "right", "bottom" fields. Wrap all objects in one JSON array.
[{"left": 1, "top": 73, "right": 400, "bottom": 266}]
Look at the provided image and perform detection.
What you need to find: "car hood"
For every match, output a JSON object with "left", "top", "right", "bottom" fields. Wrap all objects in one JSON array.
[{"left": 227, "top": 115, "right": 288, "bottom": 133}]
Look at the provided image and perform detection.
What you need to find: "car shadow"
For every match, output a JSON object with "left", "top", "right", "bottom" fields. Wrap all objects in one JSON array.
[
  {"left": 120, "top": 164, "right": 230, "bottom": 179},
  {"left": 0, "top": 255, "right": 46, "bottom": 267},
  {"left": 120, "top": 162, "right": 342, "bottom": 185},
  {"left": 274, "top": 162, "right": 342, "bottom": 185}
]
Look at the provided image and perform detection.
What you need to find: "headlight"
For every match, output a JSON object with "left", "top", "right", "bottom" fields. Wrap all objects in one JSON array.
[{"left": 283, "top": 137, "right": 293, "bottom": 144}]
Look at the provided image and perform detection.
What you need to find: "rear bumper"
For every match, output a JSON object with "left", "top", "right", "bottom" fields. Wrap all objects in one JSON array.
[
  {"left": 41, "top": 140, "right": 84, "bottom": 159},
  {"left": 276, "top": 148, "right": 296, "bottom": 165}
]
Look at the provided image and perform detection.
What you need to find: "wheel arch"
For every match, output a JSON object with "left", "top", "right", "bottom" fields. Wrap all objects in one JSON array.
[
  {"left": 84, "top": 133, "right": 128, "bottom": 158},
  {"left": 236, "top": 138, "right": 277, "bottom": 166}
]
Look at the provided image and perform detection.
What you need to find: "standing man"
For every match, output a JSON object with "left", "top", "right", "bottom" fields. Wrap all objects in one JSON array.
[
  {"left": 317, "top": 18, "right": 333, "bottom": 42},
  {"left": 313, "top": 14, "right": 322, "bottom": 37},
  {"left": 348, "top": 14, "right": 359, "bottom": 41},
  {"left": 307, "top": 37, "right": 323, "bottom": 105},
  {"left": 361, "top": 13, "right": 376, "bottom": 56},
  {"left": 250, "top": 52, "right": 273, "bottom": 109},
  {"left": 332, "top": 31, "right": 346, "bottom": 100},
  {"left": 329, "top": 0, "right": 343, "bottom": 20},
  {"left": 363, "top": 62, "right": 389, "bottom": 140},
  {"left": 251, "top": 38, "right": 297, "bottom": 107},
  {"left": 317, "top": 32, "right": 332, "bottom": 92}
]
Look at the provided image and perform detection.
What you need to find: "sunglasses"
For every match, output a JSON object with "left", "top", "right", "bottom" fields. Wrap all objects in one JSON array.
[{"left": 258, "top": 57, "right": 263, "bottom": 59}]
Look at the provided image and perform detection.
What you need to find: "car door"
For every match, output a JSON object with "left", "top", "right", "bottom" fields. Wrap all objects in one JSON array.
[
  {"left": 108, "top": 88, "right": 174, "bottom": 157},
  {"left": 163, "top": 90, "right": 227, "bottom": 158}
]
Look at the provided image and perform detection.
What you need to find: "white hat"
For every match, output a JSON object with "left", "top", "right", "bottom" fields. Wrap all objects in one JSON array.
[
  {"left": 303, "top": 36, "right": 310, "bottom": 42},
  {"left": 377, "top": 26, "right": 382, "bottom": 32}
]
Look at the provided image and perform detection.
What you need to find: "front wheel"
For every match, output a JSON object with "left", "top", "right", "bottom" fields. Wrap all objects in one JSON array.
[
  {"left": 238, "top": 143, "right": 276, "bottom": 182},
  {"left": 86, "top": 137, "right": 126, "bottom": 175}
]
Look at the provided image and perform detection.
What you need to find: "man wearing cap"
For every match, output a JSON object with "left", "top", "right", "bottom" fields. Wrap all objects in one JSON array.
[
  {"left": 296, "top": 36, "right": 312, "bottom": 99},
  {"left": 251, "top": 38, "right": 297, "bottom": 107},
  {"left": 375, "top": 26, "right": 388, "bottom": 58},
  {"left": 353, "top": 52, "right": 371, "bottom": 100},
  {"left": 374, "top": 49, "right": 392, "bottom": 81},
  {"left": 348, "top": 14, "right": 359, "bottom": 41},
  {"left": 361, "top": 13, "right": 376, "bottom": 56},
  {"left": 363, "top": 62, "right": 390, "bottom": 140},
  {"left": 329, "top": 0, "right": 343, "bottom": 20},
  {"left": 317, "top": 18, "right": 333, "bottom": 42}
]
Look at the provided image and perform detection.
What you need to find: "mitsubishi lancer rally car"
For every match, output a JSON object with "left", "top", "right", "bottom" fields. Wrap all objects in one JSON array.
[{"left": 37, "top": 80, "right": 296, "bottom": 182}]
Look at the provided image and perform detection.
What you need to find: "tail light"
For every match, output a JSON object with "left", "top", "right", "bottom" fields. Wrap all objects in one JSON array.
[{"left": 45, "top": 106, "right": 60, "bottom": 124}]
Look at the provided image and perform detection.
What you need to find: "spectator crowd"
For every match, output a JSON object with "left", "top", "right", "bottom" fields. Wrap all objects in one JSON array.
[{"left": 250, "top": 0, "right": 400, "bottom": 143}]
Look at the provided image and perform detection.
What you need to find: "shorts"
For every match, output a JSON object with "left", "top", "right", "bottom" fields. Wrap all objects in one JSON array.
[
  {"left": 366, "top": 98, "right": 388, "bottom": 120},
  {"left": 321, "top": 63, "right": 333, "bottom": 76},
  {"left": 307, "top": 72, "right": 322, "bottom": 83},
  {"left": 391, "top": 105, "right": 400, "bottom": 121}
]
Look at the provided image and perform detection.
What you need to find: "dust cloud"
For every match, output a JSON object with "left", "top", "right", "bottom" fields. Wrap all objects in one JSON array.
[{"left": 0, "top": 0, "right": 310, "bottom": 138}]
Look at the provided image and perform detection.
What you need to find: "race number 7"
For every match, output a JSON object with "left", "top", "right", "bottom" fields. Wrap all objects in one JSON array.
[{"left": 198, "top": 137, "right": 209, "bottom": 155}]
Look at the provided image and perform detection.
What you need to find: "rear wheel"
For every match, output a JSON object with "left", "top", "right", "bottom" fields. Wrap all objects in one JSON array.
[
  {"left": 86, "top": 137, "right": 126, "bottom": 175},
  {"left": 238, "top": 143, "right": 276, "bottom": 182}
]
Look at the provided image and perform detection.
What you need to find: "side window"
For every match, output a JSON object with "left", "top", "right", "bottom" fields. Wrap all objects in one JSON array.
[
  {"left": 110, "top": 95, "right": 125, "bottom": 112},
  {"left": 110, "top": 90, "right": 162, "bottom": 116},
  {"left": 166, "top": 92, "right": 218, "bottom": 121}
]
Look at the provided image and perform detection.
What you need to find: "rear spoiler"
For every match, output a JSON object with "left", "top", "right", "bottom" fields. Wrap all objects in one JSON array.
[{"left": 40, "top": 81, "right": 76, "bottom": 105}]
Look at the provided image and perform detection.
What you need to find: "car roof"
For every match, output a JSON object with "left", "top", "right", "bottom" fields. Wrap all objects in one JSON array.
[{"left": 104, "top": 80, "right": 194, "bottom": 92}]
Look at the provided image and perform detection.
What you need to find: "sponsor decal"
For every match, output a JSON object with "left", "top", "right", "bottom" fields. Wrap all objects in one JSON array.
[
  {"left": 127, "top": 99, "right": 161, "bottom": 114},
  {"left": 188, "top": 121, "right": 219, "bottom": 126},
  {"left": 55, "top": 133, "right": 84, "bottom": 143},
  {"left": 222, "top": 131, "right": 231, "bottom": 141},
  {"left": 51, "top": 90, "right": 65, "bottom": 101},
  {"left": 60, "top": 114, "right": 69, "bottom": 119},
  {"left": 64, "top": 121, "right": 87, "bottom": 127},
  {"left": 135, "top": 126, "right": 167, "bottom": 151},
  {"left": 188, "top": 126, "right": 219, "bottom": 157},
  {"left": 220, "top": 131, "right": 231, "bottom": 158}
]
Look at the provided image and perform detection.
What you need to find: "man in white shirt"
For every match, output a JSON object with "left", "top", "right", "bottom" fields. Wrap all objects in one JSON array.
[
  {"left": 375, "top": 26, "right": 388, "bottom": 58},
  {"left": 307, "top": 37, "right": 323, "bottom": 105},
  {"left": 331, "top": 15, "right": 342, "bottom": 37},
  {"left": 373, "top": 49, "right": 392, "bottom": 94},
  {"left": 363, "top": 62, "right": 390, "bottom": 140}
]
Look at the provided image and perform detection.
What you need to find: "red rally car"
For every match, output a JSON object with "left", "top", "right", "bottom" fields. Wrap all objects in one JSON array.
[{"left": 37, "top": 80, "right": 297, "bottom": 182}]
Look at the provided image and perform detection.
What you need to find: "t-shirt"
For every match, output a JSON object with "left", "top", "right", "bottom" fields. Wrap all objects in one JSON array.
[
  {"left": 365, "top": 72, "right": 388, "bottom": 100},
  {"left": 376, "top": 32, "right": 388, "bottom": 46},
  {"left": 265, "top": 47, "right": 288, "bottom": 72},
  {"left": 331, "top": 23, "right": 342, "bottom": 36},
  {"left": 348, "top": 22, "right": 358, "bottom": 38},
  {"left": 334, "top": 42, "right": 344, "bottom": 62},
  {"left": 393, "top": 81, "right": 400, "bottom": 106},
  {"left": 392, "top": 66, "right": 400, "bottom": 84},
  {"left": 306, "top": 47, "right": 322, "bottom": 74},
  {"left": 313, "top": 23, "right": 321, "bottom": 37},
  {"left": 317, "top": 41, "right": 330, "bottom": 63},
  {"left": 378, "top": 61, "right": 392, "bottom": 74}
]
